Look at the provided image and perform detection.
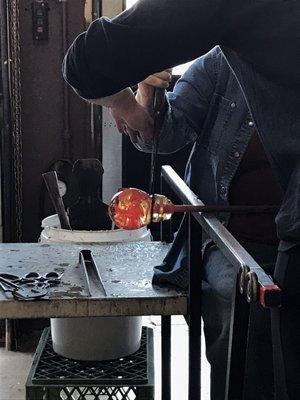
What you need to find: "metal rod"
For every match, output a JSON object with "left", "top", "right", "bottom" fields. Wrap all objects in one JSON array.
[
  {"left": 159, "top": 173, "right": 173, "bottom": 243},
  {"left": 164, "top": 203, "right": 279, "bottom": 215},
  {"left": 188, "top": 214, "right": 202, "bottom": 400},
  {"left": 161, "top": 315, "right": 171, "bottom": 400},
  {"left": 61, "top": 0, "right": 72, "bottom": 159},
  {"left": 149, "top": 87, "right": 165, "bottom": 196}
]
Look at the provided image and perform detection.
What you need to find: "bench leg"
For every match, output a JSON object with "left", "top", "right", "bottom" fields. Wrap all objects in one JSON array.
[
  {"left": 188, "top": 215, "right": 202, "bottom": 400},
  {"left": 161, "top": 315, "right": 171, "bottom": 400}
]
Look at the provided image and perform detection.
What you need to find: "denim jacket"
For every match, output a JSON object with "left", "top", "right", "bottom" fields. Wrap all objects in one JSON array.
[
  {"left": 137, "top": 47, "right": 254, "bottom": 216},
  {"left": 135, "top": 46, "right": 281, "bottom": 288}
]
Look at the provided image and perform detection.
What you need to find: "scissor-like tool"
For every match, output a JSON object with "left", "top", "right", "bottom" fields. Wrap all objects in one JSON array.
[
  {"left": 14, "top": 271, "right": 63, "bottom": 286},
  {"left": 79, "top": 250, "right": 107, "bottom": 297},
  {"left": 0, "top": 275, "right": 48, "bottom": 300},
  {"left": 0, "top": 271, "right": 63, "bottom": 300}
]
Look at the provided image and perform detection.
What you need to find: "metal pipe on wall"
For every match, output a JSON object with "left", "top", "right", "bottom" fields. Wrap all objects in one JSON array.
[
  {"left": 0, "top": 0, "right": 20, "bottom": 350},
  {"left": 87, "top": 0, "right": 99, "bottom": 158},
  {"left": 60, "top": 0, "right": 71, "bottom": 160},
  {"left": 101, "top": 0, "right": 124, "bottom": 203},
  {"left": 8, "top": 0, "right": 23, "bottom": 243},
  {"left": 0, "top": 0, "right": 23, "bottom": 243},
  {"left": 0, "top": 0, "right": 13, "bottom": 242}
]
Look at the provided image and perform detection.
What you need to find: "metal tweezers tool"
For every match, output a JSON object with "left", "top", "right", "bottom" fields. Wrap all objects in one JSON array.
[{"left": 79, "top": 250, "right": 107, "bottom": 297}]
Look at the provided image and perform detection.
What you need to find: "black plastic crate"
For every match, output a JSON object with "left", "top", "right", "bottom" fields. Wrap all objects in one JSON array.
[{"left": 26, "top": 327, "right": 154, "bottom": 400}]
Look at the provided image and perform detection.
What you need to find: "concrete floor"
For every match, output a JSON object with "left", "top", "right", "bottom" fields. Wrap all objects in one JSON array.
[
  {"left": 0, "top": 349, "right": 33, "bottom": 400},
  {"left": 150, "top": 316, "right": 211, "bottom": 400},
  {"left": 0, "top": 317, "right": 210, "bottom": 400}
]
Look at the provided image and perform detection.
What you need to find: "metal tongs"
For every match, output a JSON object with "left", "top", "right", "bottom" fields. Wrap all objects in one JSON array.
[{"left": 79, "top": 250, "right": 107, "bottom": 297}]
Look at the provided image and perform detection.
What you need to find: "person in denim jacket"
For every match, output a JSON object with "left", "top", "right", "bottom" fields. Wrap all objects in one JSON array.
[
  {"left": 110, "top": 46, "right": 283, "bottom": 399},
  {"left": 63, "top": 2, "right": 300, "bottom": 397},
  {"left": 63, "top": 1, "right": 300, "bottom": 240}
]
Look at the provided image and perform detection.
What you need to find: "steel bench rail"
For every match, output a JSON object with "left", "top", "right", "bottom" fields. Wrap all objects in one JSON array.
[{"left": 160, "top": 165, "right": 282, "bottom": 400}]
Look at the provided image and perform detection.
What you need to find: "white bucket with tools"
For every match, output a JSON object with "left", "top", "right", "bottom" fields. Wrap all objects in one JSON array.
[
  {"left": 41, "top": 214, "right": 150, "bottom": 243},
  {"left": 41, "top": 214, "right": 150, "bottom": 361}
]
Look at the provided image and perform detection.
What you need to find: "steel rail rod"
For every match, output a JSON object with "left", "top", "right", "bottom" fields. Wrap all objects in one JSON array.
[{"left": 161, "top": 165, "right": 280, "bottom": 297}]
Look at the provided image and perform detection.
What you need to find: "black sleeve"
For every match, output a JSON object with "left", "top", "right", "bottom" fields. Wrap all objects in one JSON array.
[
  {"left": 63, "top": 0, "right": 226, "bottom": 99},
  {"left": 63, "top": 0, "right": 299, "bottom": 99}
]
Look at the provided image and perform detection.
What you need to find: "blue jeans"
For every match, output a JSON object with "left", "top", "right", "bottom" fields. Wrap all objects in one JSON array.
[{"left": 202, "top": 241, "right": 278, "bottom": 400}]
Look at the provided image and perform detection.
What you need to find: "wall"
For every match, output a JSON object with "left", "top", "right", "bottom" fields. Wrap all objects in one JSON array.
[{"left": 19, "top": 0, "right": 90, "bottom": 241}]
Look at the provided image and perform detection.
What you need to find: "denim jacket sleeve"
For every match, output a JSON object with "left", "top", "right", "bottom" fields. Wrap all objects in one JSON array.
[{"left": 134, "top": 47, "right": 219, "bottom": 154}]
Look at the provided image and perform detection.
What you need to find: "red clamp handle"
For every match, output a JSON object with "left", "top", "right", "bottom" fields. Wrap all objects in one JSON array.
[{"left": 259, "top": 284, "right": 282, "bottom": 308}]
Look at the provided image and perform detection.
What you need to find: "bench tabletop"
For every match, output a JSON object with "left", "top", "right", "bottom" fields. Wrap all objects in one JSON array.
[{"left": 0, "top": 242, "right": 186, "bottom": 318}]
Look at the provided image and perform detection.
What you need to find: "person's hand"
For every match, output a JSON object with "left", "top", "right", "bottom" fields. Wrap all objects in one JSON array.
[
  {"left": 136, "top": 69, "right": 172, "bottom": 111},
  {"left": 107, "top": 69, "right": 172, "bottom": 143},
  {"left": 110, "top": 99, "right": 154, "bottom": 143}
]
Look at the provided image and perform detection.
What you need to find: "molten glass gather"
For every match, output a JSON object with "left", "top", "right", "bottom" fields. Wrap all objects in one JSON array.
[
  {"left": 108, "top": 188, "right": 172, "bottom": 230},
  {"left": 108, "top": 188, "right": 279, "bottom": 230}
]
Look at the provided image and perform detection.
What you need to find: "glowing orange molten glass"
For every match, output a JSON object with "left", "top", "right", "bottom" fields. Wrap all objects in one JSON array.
[
  {"left": 108, "top": 188, "right": 152, "bottom": 230},
  {"left": 108, "top": 188, "right": 172, "bottom": 230}
]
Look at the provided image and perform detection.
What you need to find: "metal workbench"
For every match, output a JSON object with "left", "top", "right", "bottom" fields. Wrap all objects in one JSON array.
[
  {"left": 0, "top": 240, "right": 184, "bottom": 400},
  {"left": 0, "top": 241, "right": 185, "bottom": 319}
]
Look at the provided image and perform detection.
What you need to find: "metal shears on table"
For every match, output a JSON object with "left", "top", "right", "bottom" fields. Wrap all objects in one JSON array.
[{"left": 0, "top": 271, "right": 63, "bottom": 300}]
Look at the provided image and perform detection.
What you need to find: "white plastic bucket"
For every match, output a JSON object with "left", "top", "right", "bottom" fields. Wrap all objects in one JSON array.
[
  {"left": 41, "top": 214, "right": 150, "bottom": 361},
  {"left": 41, "top": 214, "right": 150, "bottom": 244},
  {"left": 50, "top": 316, "right": 143, "bottom": 361}
]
